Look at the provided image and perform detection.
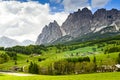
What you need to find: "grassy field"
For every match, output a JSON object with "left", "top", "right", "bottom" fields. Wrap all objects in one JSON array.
[
  {"left": 0, "top": 72, "right": 120, "bottom": 80},
  {"left": 0, "top": 45, "right": 119, "bottom": 70},
  {"left": 0, "top": 46, "right": 97, "bottom": 69}
]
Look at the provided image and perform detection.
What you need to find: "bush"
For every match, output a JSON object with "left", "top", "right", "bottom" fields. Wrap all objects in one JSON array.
[
  {"left": 104, "top": 46, "right": 120, "bottom": 54},
  {"left": 38, "top": 58, "right": 45, "bottom": 62},
  {"left": 66, "top": 57, "right": 90, "bottom": 63},
  {"left": 6, "top": 51, "right": 17, "bottom": 60},
  {"left": 0, "top": 52, "right": 10, "bottom": 64},
  {"left": 0, "top": 47, "right": 4, "bottom": 50}
]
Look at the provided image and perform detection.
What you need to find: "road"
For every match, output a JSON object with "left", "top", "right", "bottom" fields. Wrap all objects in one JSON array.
[{"left": 0, "top": 72, "right": 33, "bottom": 76}]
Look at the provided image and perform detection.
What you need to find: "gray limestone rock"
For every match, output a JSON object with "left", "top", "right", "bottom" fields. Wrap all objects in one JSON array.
[
  {"left": 36, "top": 20, "right": 62, "bottom": 44},
  {"left": 36, "top": 8, "right": 120, "bottom": 44}
]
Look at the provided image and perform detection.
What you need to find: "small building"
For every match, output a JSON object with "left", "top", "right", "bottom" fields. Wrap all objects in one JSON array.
[{"left": 115, "top": 64, "right": 120, "bottom": 71}]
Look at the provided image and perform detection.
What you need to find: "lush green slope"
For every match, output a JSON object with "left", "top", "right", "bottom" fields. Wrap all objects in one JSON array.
[
  {"left": 0, "top": 72, "right": 120, "bottom": 80},
  {"left": 53, "top": 32, "right": 120, "bottom": 45}
]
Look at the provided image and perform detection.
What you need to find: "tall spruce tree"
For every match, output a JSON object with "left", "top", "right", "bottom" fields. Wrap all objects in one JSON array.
[{"left": 28, "top": 62, "right": 39, "bottom": 74}]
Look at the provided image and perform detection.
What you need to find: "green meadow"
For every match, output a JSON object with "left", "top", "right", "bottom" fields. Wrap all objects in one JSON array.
[{"left": 0, "top": 72, "right": 120, "bottom": 80}]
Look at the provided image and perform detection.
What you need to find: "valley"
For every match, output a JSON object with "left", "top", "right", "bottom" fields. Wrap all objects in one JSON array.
[{"left": 0, "top": 35, "right": 120, "bottom": 76}]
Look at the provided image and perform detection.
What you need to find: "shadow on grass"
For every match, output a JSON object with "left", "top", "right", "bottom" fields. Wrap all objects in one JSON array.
[{"left": 0, "top": 74, "right": 4, "bottom": 76}]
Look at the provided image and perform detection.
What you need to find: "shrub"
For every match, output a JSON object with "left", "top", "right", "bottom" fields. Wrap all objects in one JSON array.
[
  {"left": 0, "top": 52, "right": 10, "bottom": 64},
  {"left": 28, "top": 62, "right": 39, "bottom": 74}
]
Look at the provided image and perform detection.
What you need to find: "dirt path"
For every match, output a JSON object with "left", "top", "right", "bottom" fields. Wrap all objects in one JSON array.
[{"left": 0, "top": 72, "right": 33, "bottom": 76}]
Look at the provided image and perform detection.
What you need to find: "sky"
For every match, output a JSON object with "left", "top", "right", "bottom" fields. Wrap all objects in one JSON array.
[{"left": 0, "top": 0, "right": 120, "bottom": 42}]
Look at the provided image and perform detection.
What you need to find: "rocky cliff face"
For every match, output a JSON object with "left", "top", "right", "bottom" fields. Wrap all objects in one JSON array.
[
  {"left": 36, "top": 8, "right": 120, "bottom": 45},
  {"left": 92, "top": 8, "right": 120, "bottom": 32},
  {"left": 62, "top": 8, "right": 120, "bottom": 37},
  {"left": 61, "top": 8, "right": 92, "bottom": 37},
  {"left": 36, "top": 20, "right": 62, "bottom": 44}
]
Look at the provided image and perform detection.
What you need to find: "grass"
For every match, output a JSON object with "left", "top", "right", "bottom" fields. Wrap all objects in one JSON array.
[
  {"left": 39, "top": 46, "right": 99, "bottom": 66},
  {"left": 0, "top": 45, "right": 119, "bottom": 69},
  {"left": 0, "top": 53, "right": 41, "bottom": 70},
  {"left": 2, "top": 46, "right": 97, "bottom": 68},
  {"left": 90, "top": 52, "right": 119, "bottom": 65},
  {"left": 0, "top": 42, "right": 120, "bottom": 80},
  {"left": 0, "top": 72, "right": 120, "bottom": 80}
]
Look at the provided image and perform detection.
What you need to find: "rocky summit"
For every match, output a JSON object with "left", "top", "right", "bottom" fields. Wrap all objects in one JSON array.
[
  {"left": 36, "top": 20, "right": 62, "bottom": 44},
  {"left": 36, "top": 8, "right": 120, "bottom": 45}
]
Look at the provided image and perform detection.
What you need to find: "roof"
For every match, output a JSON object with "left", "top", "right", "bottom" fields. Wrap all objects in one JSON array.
[{"left": 115, "top": 64, "right": 120, "bottom": 68}]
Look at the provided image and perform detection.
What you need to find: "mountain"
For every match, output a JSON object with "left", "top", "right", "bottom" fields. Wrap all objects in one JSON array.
[
  {"left": 0, "top": 36, "right": 20, "bottom": 47},
  {"left": 61, "top": 8, "right": 92, "bottom": 37},
  {"left": 36, "top": 8, "right": 120, "bottom": 45},
  {"left": 0, "top": 36, "right": 35, "bottom": 47},
  {"left": 22, "top": 40, "right": 34, "bottom": 46},
  {"left": 36, "top": 20, "right": 62, "bottom": 44}
]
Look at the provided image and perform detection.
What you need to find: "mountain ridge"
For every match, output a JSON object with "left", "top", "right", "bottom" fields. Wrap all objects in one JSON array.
[
  {"left": 36, "top": 8, "right": 120, "bottom": 45},
  {"left": 0, "top": 36, "right": 34, "bottom": 47}
]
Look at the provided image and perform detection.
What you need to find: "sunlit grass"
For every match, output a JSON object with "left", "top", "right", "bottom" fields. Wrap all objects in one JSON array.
[{"left": 0, "top": 72, "right": 120, "bottom": 80}]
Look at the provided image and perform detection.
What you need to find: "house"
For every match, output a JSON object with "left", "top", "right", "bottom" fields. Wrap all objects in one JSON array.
[{"left": 115, "top": 64, "right": 120, "bottom": 71}]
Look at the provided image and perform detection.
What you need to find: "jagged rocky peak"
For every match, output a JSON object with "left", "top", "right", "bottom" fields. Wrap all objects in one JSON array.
[
  {"left": 61, "top": 8, "right": 92, "bottom": 37},
  {"left": 92, "top": 8, "right": 120, "bottom": 32},
  {"left": 36, "top": 8, "right": 120, "bottom": 45},
  {"left": 72, "top": 8, "right": 92, "bottom": 17},
  {"left": 81, "top": 8, "right": 92, "bottom": 19},
  {"left": 82, "top": 7, "right": 91, "bottom": 12},
  {"left": 36, "top": 20, "right": 62, "bottom": 45},
  {"left": 93, "top": 8, "right": 120, "bottom": 20},
  {"left": 93, "top": 8, "right": 107, "bottom": 20},
  {"left": 107, "top": 8, "right": 120, "bottom": 21},
  {"left": 68, "top": 8, "right": 92, "bottom": 17},
  {"left": 91, "top": 8, "right": 107, "bottom": 31},
  {"left": 109, "top": 8, "right": 119, "bottom": 13}
]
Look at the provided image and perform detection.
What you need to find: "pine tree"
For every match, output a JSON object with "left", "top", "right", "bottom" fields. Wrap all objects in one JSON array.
[
  {"left": 28, "top": 62, "right": 39, "bottom": 74},
  {"left": 93, "top": 56, "right": 97, "bottom": 72}
]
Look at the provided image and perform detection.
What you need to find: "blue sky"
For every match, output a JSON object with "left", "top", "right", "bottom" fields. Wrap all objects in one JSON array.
[
  {"left": 15, "top": 0, "right": 120, "bottom": 12},
  {"left": 105, "top": 0, "right": 120, "bottom": 10}
]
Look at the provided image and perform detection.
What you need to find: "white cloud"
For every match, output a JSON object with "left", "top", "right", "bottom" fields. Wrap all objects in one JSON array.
[
  {"left": 92, "top": 0, "right": 111, "bottom": 8},
  {"left": 62, "top": 0, "right": 111, "bottom": 11},
  {"left": 0, "top": 1, "right": 68, "bottom": 41},
  {"left": 62, "top": 0, "right": 91, "bottom": 12}
]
